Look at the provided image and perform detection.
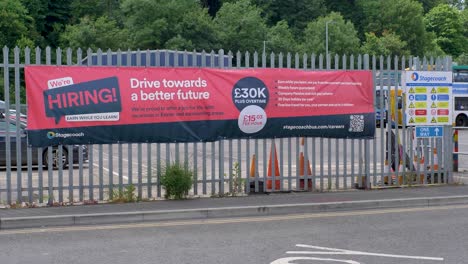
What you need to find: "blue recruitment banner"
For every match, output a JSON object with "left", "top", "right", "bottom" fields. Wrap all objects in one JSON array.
[{"left": 415, "top": 126, "right": 444, "bottom": 138}]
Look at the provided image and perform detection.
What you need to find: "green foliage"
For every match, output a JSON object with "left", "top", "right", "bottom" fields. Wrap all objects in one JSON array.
[
  {"left": 121, "top": 0, "right": 216, "bottom": 50},
  {"left": 0, "top": 0, "right": 465, "bottom": 58},
  {"left": 214, "top": 0, "right": 268, "bottom": 52},
  {"left": 358, "top": 0, "right": 430, "bottom": 56},
  {"left": 253, "top": 0, "right": 327, "bottom": 35},
  {"left": 424, "top": 4, "right": 465, "bottom": 57},
  {"left": 361, "top": 31, "right": 410, "bottom": 57},
  {"left": 266, "top": 20, "right": 298, "bottom": 54},
  {"left": 70, "top": 0, "right": 121, "bottom": 23},
  {"left": 456, "top": 53, "right": 468, "bottom": 65},
  {"left": 0, "top": 0, "right": 33, "bottom": 47},
  {"left": 417, "top": 0, "right": 445, "bottom": 13},
  {"left": 60, "top": 16, "right": 129, "bottom": 50},
  {"left": 161, "top": 163, "right": 193, "bottom": 200},
  {"left": 19, "top": 0, "right": 75, "bottom": 48},
  {"left": 231, "top": 162, "right": 245, "bottom": 195},
  {"left": 110, "top": 184, "right": 137, "bottom": 203},
  {"left": 301, "top": 12, "right": 360, "bottom": 55}
]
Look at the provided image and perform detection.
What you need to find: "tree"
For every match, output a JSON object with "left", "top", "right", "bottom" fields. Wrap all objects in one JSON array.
[
  {"left": 19, "top": 0, "right": 48, "bottom": 46},
  {"left": 199, "top": 0, "right": 222, "bottom": 17},
  {"left": 171, "top": 5, "right": 221, "bottom": 51},
  {"left": 0, "top": 0, "right": 34, "bottom": 47},
  {"left": 213, "top": 0, "right": 268, "bottom": 52},
  {"left": 20, "top": 0, "right": 72, "bottom": 48},
  {"left": 70, "top": 0, "right": 122, "bottom": 23},
  {"left": 446, "top": 0, "right": 467, "bottom": 10},
  {"left": 121, "top": 0, "right": 217, "bottom": 50},
  {"left": 456, "top": 53, "right": 468, "bottom": 65},
  {"left": 300, "top": 12, "right": 360, "bottom": 56},
  {"left": 266, "top": 20, "right": 298, "bottom": 54},
  {"left": 324, "top": 0, "right": 360, "bottom": 23},
  {"left": 361, "top": 31, "right": 410, "bottom": 57},
  {"left": 461, "top": 8, "right": 468, "bottom": 39},
  {"left": 253, "top": 0, "right": 327, "bottom": 34},
  {"left": 425, "top": 4, "right": 465, "bottom": 57},
  {"left": 358, "top": 0, "right": 431, "bottom": 56},
  {"left": 60, "top": 16, "right": 129, "bottom": 50},
  {"left": 417, "top": 0, "right": 445, "bottom": 13}
]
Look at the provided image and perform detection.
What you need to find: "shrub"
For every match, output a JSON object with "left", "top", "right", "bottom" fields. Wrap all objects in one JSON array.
[
  {"left": 161, "top": 163, "right": 193, "bottom": 199},
  {"left": 110, "top": 184, "right": 136, "bottom": 203}
]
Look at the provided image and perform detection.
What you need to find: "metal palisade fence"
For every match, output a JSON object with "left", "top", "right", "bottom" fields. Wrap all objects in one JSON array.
[{"left": 0, "top": 47, "right": 454, "bottom": 204}]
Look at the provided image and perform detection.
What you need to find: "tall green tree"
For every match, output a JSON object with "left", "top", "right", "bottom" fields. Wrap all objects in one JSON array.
[
  {"left": 417, "top": 0, "right": 445, "bottom": 13},
  {"left": 60, "top": 16, "right": 129, "bottom": 50},
  {"left": 461, "top": 8, "right": 468, "bottom": 39},
  {"left": 361, "top": 31, "right": 410, "bottom": 57},
  {"left": 70, "top": 0, "right": 122, "bottom": 23},
  {"left": 213, "top": 0, "right": 268, "bottom": 52},
  {"left": 266, "top": 20, "right": 298, "bottom": 54},
  {"left": 121, "top": 0, "right": 217, "bottom": 50},
  {"left": 300, "top": 12, "right": 360, "bottom": 55},
  {"left": 446, "top": 0, "right": 467, "bottom": 10},
  {"left": 358, "top": 0, "right": 431, "bottom": 56},
  {"left": 20, "top": 0, "right": 72, "bottom": 47},
  {"left": 253, "top": 0, "right": 327, "bottom": 35},
  {"left": 425, "top": 4, "right": 465, "bottom": 57},
  {"left": 324, "top": 0, "right": 359, "bottom": 21},
  {"left": 0, "top": 0, "right": 35, "bottom": 47},
  {"left": 199, "top": 0, "right": 222, "bottom": 17}
]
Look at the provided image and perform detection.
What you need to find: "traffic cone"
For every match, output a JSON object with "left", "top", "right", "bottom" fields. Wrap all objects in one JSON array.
[
  {"left": 432, "top": 148, "right": 439, "bottom": 171},
  {"left": 298, "top": 137, "right": 313, "bottom": 190},
  {"left": 416, "top": 155, "right": 425, "bottom": 184},
  {"left": 383, "top": 159, "right": 390, "bottom": 185},
  {"left": 267, "top": 143, "right": 281, "bottom": 190},
  {"left": 249, "top": 154, "right": 264, "bottom": 192},
  {"left": 397, "top": 160, "right": 403, "bottom": 185},
  {"left": 250, "top": 154, "right": 256, "bottom": 178}
]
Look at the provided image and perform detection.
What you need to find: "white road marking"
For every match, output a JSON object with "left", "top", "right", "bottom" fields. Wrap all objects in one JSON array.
[
  {"left": 270, "top": 244, "right": 443, "bottom": 264},
  {"left": 271, "top": 257, "right": 359, "bottom": 264},
  {"left": 92, "top": 163, "right": 128, "bottom": 180}
]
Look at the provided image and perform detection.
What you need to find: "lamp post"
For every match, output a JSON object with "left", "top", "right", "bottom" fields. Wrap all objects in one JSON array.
[
  {"left": 325, "top": 20, "right": 335, "bottom": 58},
  {"left": 263, "top": 40, "right": 270, "bottom": 55}
]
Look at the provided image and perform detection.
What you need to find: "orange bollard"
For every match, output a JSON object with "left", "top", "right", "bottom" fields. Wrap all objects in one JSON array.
[
  {"left": 432, "top": 148, "right": 439, "bottom": 171},
  {"left": 299, "top": 137, "right": 313, "bottom": 190},
  {"left": 250, "top": 154, "right": 256, "bottom": 178},
  {"left": 267, "top": 143, "right": 281, "bottom": 190}
]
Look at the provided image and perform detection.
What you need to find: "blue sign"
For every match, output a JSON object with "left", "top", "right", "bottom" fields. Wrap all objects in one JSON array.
[
  {"left": 453, "top": 83, "right": 468, "bottom": 95},
  {"left": 415, "top": 94, "right": 427, "bottom": 101},
  {"left": 415, "top": 126, "right": 444, "bottom": 138},
  {"left": 437, "top": 94, "right": 449, "bottom": 101},
  {"left": 408, "top": 94, "right": 415, "bottom": 101},
  {"left": 431, "top": 94, "right": 437, "bottom": 101}
]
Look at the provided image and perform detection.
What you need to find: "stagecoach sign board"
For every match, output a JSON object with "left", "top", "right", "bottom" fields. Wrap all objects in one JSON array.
[{"left": 404, "top": 71, "right": 452, "bottom": 127}]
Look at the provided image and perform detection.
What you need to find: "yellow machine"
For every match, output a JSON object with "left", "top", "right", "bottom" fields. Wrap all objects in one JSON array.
[{"left": 389, "top": 89, "right": 404, "bottom": 127}]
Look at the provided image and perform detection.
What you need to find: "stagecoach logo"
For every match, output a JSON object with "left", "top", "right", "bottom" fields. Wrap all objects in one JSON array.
[
  {"left": 410, "top": 71, "right": 447, "bottom": 82},
  {"left": 47, "top": 131, "right": 85, "bottom": 139},
  {"left": 47, "top": 131, "right": 56, "bottom": 139}
]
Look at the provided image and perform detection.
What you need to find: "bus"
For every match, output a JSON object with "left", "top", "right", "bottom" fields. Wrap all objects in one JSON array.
[{"left": 453, "top": 65, "right": 468, "bottom": 126}]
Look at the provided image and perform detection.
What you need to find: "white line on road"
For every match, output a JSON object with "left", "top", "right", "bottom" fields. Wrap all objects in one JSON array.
[
  {"left": 92, "top": 163, "right": 128, "bottom": 181},
  {"left": 286, "top": 244, "right": 443, "bottom": 261}
]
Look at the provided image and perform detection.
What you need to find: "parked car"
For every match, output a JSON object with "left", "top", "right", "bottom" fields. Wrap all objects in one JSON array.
[{"left": 0, "top": 112, "right": 88, "bottom": 169}]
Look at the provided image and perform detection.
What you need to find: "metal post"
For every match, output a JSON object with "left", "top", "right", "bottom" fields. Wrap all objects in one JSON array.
[{"left": 325, "top": 20, "right": 334, "bottom": 58}]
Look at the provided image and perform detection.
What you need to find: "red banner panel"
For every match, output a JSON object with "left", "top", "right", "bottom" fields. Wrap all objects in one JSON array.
[{"left": 25, "top": 66, "right": 374, "bottom": 147}]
